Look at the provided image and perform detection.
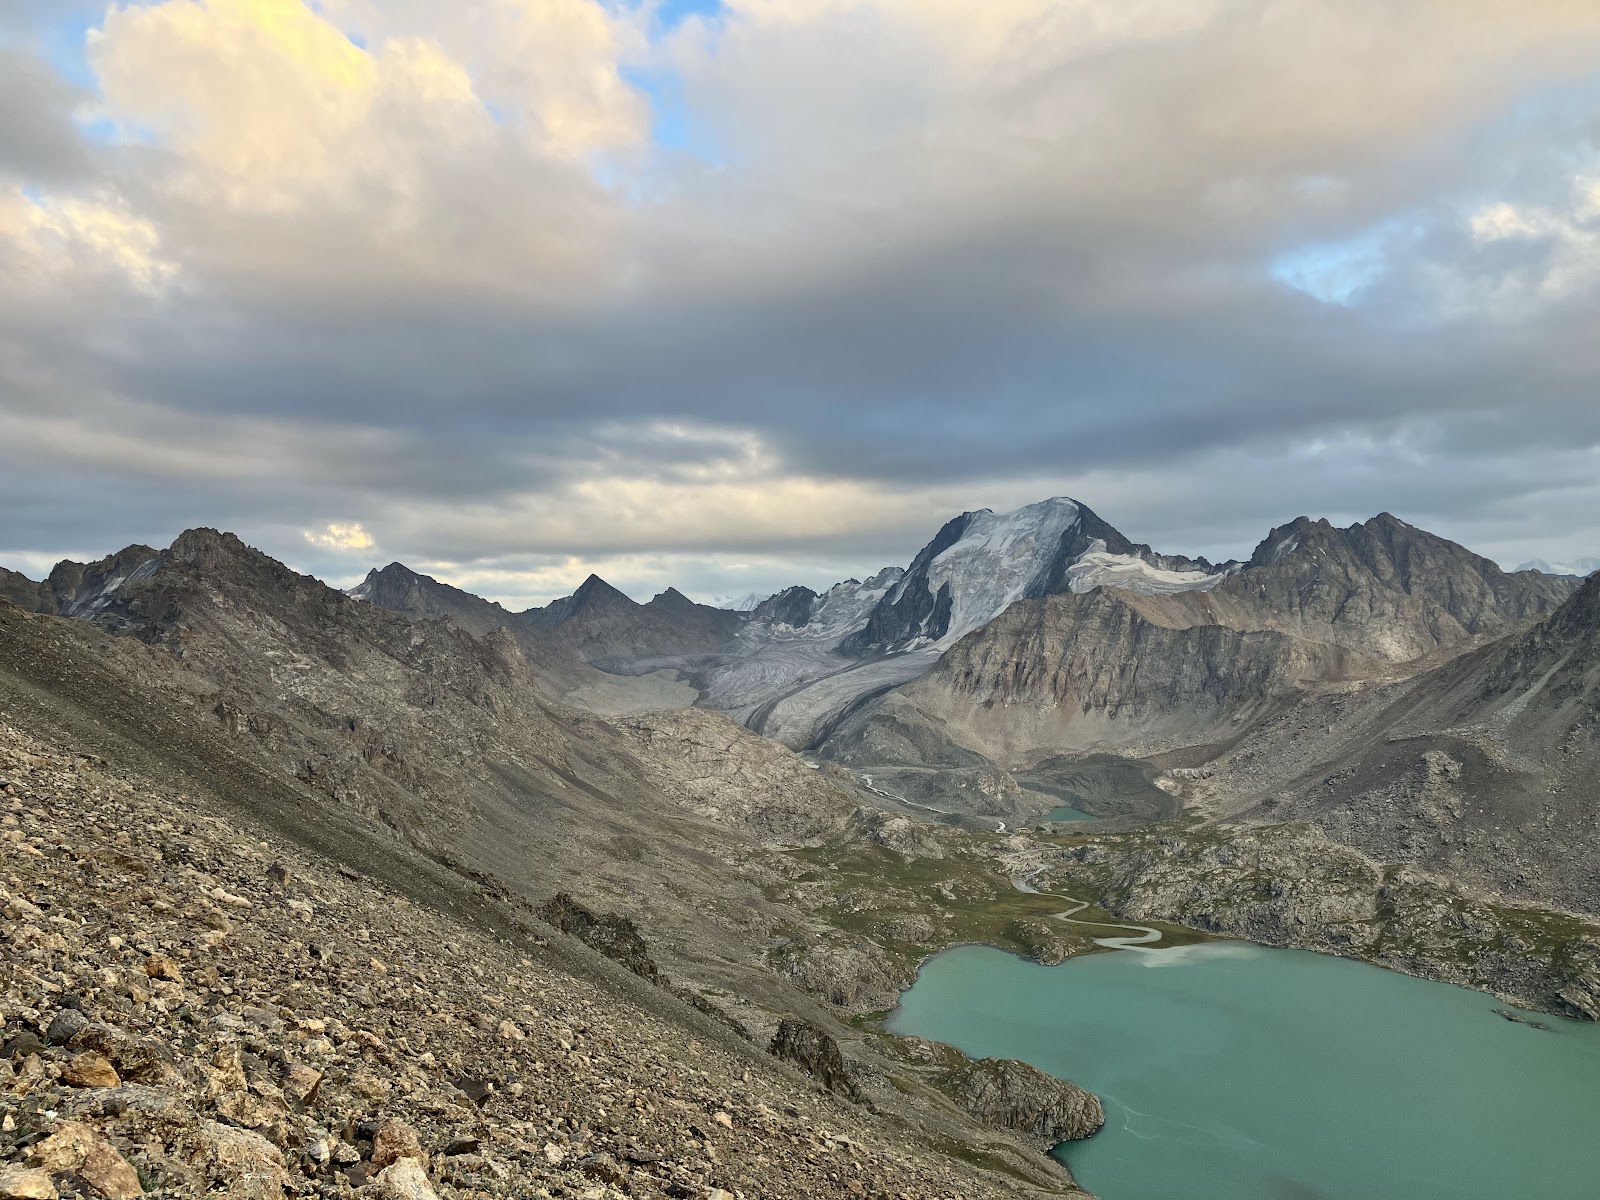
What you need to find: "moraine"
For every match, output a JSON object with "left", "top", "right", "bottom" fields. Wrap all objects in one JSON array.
[{"left": 888, "top": 941, "right": 1600, "bottom": 1200}]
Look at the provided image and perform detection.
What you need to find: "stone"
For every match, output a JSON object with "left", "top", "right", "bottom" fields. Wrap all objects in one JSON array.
[
  {"left": 4, "top": 1031, "right": 47, "bottom": 1059},
  {"left": 578, "top": 1153, "right": 626, "bottom": 1185},
  {"left": 10, "top": 1054, "right": 49, "bottom": 1095},
  {"left": 441, "top": 1138, "right": 480, "bottom": 1157},
  {"left": 188, "top": 1120, "right": 288, "bottom": 1200},
  {"left": 0, "top": 1165, "right": 57, "bottom": 1200},
  {"left": 369, "top": 1119, "right": 424, "bottom": 1169},
  {"left": 142, "top": 955, "right": 182, "bottom": 983},
  {"left": 29, "top": 1122, "right": 144, "bottom": 1200},
  {"left": 369, "top": 1159, "right": 442, "bottom": 1200},
  {"left": 496, "top": 1019, "right": 525, "bottom": 1040},
  {"left": 45, "top": 1008, "right": 90, "bottom": 1045},
  {"left": 266, "top": 862, "right": 290, "bottom": 887},
  {"left": 280, "top": 1064, "right": 322, "bottom": 1107},
  {"left": 62, "top": 1052, "right": 121, "bottom": 1088},
  {"left": 69, "top": 1023, "right": 178, "bottom": 1085},
  {"left": 239, "top": 1007, "right": 282, "bottom": 1032},
  {"left": 64, "top": 1085, "right": 184, "bottom": 1119}
]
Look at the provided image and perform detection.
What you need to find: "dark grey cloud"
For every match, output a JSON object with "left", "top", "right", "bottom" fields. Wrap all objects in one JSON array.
[
  {"left": 0, "top": 48, "right": 90, "bottom": 182},
  {"left": 4, "top": 0, "right": 1600, "bottom": 605}
]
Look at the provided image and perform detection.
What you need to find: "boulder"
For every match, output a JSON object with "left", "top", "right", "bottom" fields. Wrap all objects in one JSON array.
[
  {"left": 768, "top": 1018, "right": 860, "bottom": 1099},
  {"left": 370, "top": 1119, "right": 424, "bottom": 1170},
  {"left": 0, "top": 1165, "right": 57, "bottom": 1200},
  {"left": 369, "top": 1159, "right": 441, "bottom": 1200},
  {"left": 938, "top": 1056, "right": 1104, "bottom": 1151},
  {"left": 29, "top": 1122, "right": 144, "bottom": 1200}
]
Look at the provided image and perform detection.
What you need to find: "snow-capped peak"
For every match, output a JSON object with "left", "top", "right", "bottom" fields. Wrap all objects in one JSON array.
[
  {"left": 714, "top": 592, "right": 771, "bottom": 611},
  {"left": 1516, "top": 557, "right": 1600, "bottom": 578},
  {"left": 906, "top": 496, "right": 1086, "bottom": 644}
]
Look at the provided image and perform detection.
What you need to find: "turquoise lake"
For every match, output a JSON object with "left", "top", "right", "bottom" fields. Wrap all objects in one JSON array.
[
  {"left": 1044, "top": 805, "right": 1095, "bottom": 822},
  {"left": 888, "top": 942, "right": 1600, "bottom": 1200}
]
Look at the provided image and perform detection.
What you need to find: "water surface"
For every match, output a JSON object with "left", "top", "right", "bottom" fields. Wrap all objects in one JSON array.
[
  {"left": 1045, "top": 804, "right": 1095, "bottom": 822},
  {"left": 889, "top": 942, "right": 1600, "bottom": 1200}
]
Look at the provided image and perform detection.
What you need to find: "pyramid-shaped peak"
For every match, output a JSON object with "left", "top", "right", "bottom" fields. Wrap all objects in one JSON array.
[
  {"left": 572, "top": 574, "right": 636, "bottom": 606},
  {"left": 647, "top": 586, "right": 700, "bottom": 612}
]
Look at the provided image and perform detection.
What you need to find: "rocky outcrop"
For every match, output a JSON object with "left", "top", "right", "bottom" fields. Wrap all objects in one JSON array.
[
  {"left": 938, "top": 1058, "right": 1105, "bottom": 1152},
  {"left": 769, "top": 1019, "right": 861, "bottom": 1099},
  {"left": 537, "top": 894, "right": 664, "bottom": 984},
  {"left": 1048, "top": 823, "right": 1600, "bottom": 1020},
  {"left": 768, "top": 934, "right": 916, "bottom": 1014}
]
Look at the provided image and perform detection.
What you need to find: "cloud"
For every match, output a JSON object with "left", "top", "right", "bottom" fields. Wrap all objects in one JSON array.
[
  {"left": 304, "top": 521, "right": 375, "bottom": 551},
  {"left": 3, "top": 0, "right": 1600, "bottom": 600}
]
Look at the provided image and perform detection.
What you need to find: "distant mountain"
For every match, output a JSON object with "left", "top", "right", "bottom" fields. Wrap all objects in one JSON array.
[
  {"left": 0, "top": 544, "right": 160, "bottom": 623},
  {"left": 347, "top": 562, "right": 603, "bottom": 697},
  {"left": 821, "top": 509, "right": 1579, "bottom": 813},
  {"left": 714, "top": 591, "right": 771, "bottom": 611},
  {"left": 845, "top": 497, "right": 1226, "bottom": 655},
  {"left": 1516, "top": 557, "right": 1600, "bottom": 579},
  {"left": 522, "top": 577, "right": 745, "bottom": 663}
]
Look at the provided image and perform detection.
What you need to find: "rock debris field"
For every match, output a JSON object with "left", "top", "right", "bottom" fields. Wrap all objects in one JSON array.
[{"left": 0, "top": 717, "right": 1021, "bottom": 1200}]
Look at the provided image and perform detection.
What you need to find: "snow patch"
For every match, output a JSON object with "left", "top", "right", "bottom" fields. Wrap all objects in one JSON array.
[
  {"left": 713, "top": 591, "right": 770, "bottom": 611},
  {"left": 1065, "top": 543, "right": 1226, "bottom": 596}
]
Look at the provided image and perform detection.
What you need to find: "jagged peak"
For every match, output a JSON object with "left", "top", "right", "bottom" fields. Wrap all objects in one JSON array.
[
  {"left": 571, "top": 574, "right": 636, "bottom": 606},
  {"left": 647, "top": 586, "right": 696, "bottom": 611}
]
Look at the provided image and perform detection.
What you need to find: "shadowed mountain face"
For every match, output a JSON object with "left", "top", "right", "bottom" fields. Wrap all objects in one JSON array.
[
  {"left": 521, "top": 575, "right": 746, "bottom": 663},
  {"left": 0, "top": 544, "right": 161, "bottom": 621}
]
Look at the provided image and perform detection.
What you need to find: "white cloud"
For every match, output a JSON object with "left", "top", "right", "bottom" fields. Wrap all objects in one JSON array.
[
  {"left": 1, "top": 187, "right": 175, "bottom": 293},
  {"left": 304, "top": 521, "right": 375, "bottom": 551}
]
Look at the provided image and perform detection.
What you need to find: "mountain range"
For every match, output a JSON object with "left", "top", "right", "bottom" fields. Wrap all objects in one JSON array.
[{"left": 5, "top": 494, "right": 1600, "bottom": 1196}]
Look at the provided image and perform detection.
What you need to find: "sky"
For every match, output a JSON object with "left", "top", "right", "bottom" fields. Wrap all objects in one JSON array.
[{"left": 3, "top": 0, "right": 1600, "bottom": 607}]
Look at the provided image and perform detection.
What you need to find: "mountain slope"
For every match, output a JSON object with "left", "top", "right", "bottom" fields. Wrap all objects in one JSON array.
[
  {"left": 0, "top": 712, "right": 1058, "bottom": 1200},
  {"left": 0, "top": 529, "right": 1095, "bottom": 1192},
  {"left": 1207, "top": 571, "right": 1600, "bottom": 916}
]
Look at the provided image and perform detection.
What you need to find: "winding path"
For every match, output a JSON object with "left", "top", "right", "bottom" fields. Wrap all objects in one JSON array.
[{"left": 1015, "top": 871, "right": 1165, "bottom": 950}]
